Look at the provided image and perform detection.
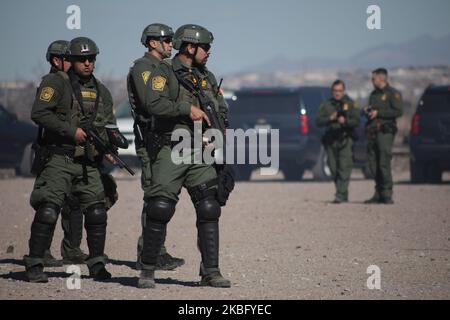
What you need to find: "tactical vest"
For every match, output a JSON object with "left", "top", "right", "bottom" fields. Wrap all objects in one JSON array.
[
  {"left": 46, "top": 71, "right": 108, "bottom": 156},
  {"left": 163, "top": 60, "right": 221, "bottom": 133}
]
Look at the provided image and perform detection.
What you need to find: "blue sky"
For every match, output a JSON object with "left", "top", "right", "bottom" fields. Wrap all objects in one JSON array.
[{"left": 1, "top": 0, "right": 449, "bottom": 81}]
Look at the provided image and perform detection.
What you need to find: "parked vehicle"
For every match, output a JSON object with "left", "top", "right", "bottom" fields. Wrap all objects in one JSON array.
[
  {"left": 409, "top": 85, "right": 450, "bottom": 183},
  {"left": 226, "top": 87, "right": 370, "bottom": 181},
  {"left": 0, "top": 105, "right": 37, "bottom": 176}
]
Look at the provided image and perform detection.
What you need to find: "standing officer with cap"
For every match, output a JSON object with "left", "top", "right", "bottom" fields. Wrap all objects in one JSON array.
[
  {"left": 128, "top": 23, "right": 185, "bottom": 272},
  {"left": 316, "top": 80, "right": 360, "bottom": 203},
  {"left": 137, "top": 24, "right": 231, "bottom": 289},
  {"left": 364, "top": 68, "right": 403, "bottom": 204},
  {"left": 41, "top": 40, "right": 89, "bottom": 266},
  {"left": 24, "top": 37, "right": 116, "bottom": 282}
]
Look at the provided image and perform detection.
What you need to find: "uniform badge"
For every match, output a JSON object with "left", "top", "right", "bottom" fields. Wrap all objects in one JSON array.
[
  {"left": 343, "top": 103, "right": 349, "bottom": 111},
  {"left": 192, "top": 76, "right": 198, "bottom": 85},
  {"left": 142, "top": 71, "right": 151, "bottom": 85},
  {"left": 201, "top": 79, "right": 207, "bottom": 89},
  {"left": 395, "top": 93, "right": 401, "bottom": 100},
  {"left": 39, "top": 87, "right": 55, "bottom": 102},
  {"left": 381, "top": 94, "right": 387, "bottom": 101},
  {"left": 152, "top": 76, "right": 166, "bottom": 91},
  {"left": 81, "top": 91, "right": 97, "bottom": 99}
]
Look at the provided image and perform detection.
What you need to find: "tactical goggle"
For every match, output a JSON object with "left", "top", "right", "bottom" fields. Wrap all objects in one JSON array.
[
  {"left": 197, "top": 43, "right": 211, "bottom": 52},
  {"left": 72, "top": 55, "right": 96, "bottom": 63}
]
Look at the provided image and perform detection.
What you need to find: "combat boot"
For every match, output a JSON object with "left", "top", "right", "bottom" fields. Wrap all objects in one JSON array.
[
  {"left": 332, "top": 196, "right": 348, "bottom": 204},
  {"left": 43, "top": 250, "right": 63, "bottom": 267},
  {"left": 62, "top": 250, "right": 89, "bottom": 264},
  {"left": 88, "top": 262, "right": 111, "bottom": 281},
  {"left": 26, "top": 264, "right": 48, "bottom": 283},
  {"left": 364, "top": 194, "right": 381, "bottom": 204},
  {"left": 380, "top": 196, "right": 394, "bottom": 204},
  {"left": 156, "top": 252, "right": 185, "bottom": 270},
  {"left": 138, "top": 269, "right": 155, "bottom": 289},
  {"left": 200, "top": 264, "right": 231, "bottom": 288}
]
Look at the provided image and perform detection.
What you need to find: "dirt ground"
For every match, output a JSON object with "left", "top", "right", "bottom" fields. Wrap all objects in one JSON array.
[{"left": 0, "top": 166, "right": 449, "bottom": 300}]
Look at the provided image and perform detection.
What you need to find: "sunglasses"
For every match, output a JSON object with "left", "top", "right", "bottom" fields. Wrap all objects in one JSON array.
[
  {"left": 73, "top": 55, "right": 96, "bottom": 63},
  {"left": 198, "top": 43, "right": 211, "bottom": 52}
]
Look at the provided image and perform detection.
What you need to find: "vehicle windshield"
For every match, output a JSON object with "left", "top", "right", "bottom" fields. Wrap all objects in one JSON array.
[
  {"left": 115, "top": 101, "right": 132, "bottom": 119},
  {"left": 229, "top": 92, "right": 301, "bottom": 115},
  {"left": 420, "top": 91, "right": 450, "bottom": 113}
]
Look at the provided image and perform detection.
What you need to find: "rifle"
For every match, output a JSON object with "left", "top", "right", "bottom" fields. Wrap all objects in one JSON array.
[
  {"left": 83, "top": 126, "right": 135, "bottom": 176},
  {"left": 175, "top": 70, "right": 235, "bottom": 206}
]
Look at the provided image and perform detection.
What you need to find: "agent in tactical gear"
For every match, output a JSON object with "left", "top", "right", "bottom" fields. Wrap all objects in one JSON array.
[
  {"left": 39, "top": 40, "right": 90, "bottom": 267},
  {"left": 316, "top": 80, "right": 360, "bottom": 203},
  {"left": 128, "top": 23, "right": 185, "bottom": 272},
  {"left": 137, "top": 24, "right": 231, "bottom": 289},
  {"left": 364, "top": 68, "right": 403, "bottom": 204},
  {"left": 24, "top": 37, "right": 117, "bottom": 282}
]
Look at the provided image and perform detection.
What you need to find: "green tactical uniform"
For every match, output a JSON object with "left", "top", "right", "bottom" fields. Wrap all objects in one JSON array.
[
  {"left": 138, "top": 24, "right": 231, "bottom": 289},
  {"left": 24, "top": 37, "right": 114, "bottom": 282},
  {"left": 40, "top": 40, "right": 87, "bottom": 266},
  {"left": 366, "top": 84, "right": 403, "bottom": 202},
  {"left": 316, "top": 97, "right": 360, "bottom": 201},
  {"left": 144, "top": 56, "right": 227, "bottom": 201},
  {"left": 128, "top": 24, "right": 185, "bottom": 270}
]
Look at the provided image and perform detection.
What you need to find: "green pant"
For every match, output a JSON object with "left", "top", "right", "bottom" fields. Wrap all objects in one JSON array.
[
  {"left": 136, "top": 147, "right": 167, "bottom": 260},
  {"left": 325, "top": 138, "right": 354, "bottom": 200},
  {"left": 59, "top": 197, "right": 84, "bottom": 259},
  {"left": 149, "top": 146, "right": 217, "bottom": 201},
  {"left": 30, "top": 154, "right": 105, "bottom": 210},
  {"left": 367, "top": 132, "right": 395, "bottom": 199},
  {"left": 26, "top": 154, "right": 107, "bottom": 268}
]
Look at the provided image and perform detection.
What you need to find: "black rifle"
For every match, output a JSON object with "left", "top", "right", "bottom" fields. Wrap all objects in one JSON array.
[
  {"left": 83, "top": 126, "right": 135, "bottom": 176},
  {"left": 175, "top": 70, "right": 235, "bottom": 206}
]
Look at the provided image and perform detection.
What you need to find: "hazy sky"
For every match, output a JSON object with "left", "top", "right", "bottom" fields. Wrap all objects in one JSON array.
[{"left": 1, "top": 0, "right": 449, "bottom": 81}]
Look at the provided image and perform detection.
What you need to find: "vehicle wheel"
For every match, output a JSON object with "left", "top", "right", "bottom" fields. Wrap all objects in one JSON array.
[
  {"left": 312, "top": 147, "right": 332, "bottom": 181},
  {"left": 282, "top": 165, "right": 305, "bottom": 181},
  {"left": 361, "top": 164, "right": 374, "bottom": 179},
  {"left": 234, "top": 165, "right": 252, "bottom": 181},
  {"left": 410, "top": 159, "right": 426, "bottom": 183},
  {"left": 19, "top": 143, "right": 34, "bottom": 177}
]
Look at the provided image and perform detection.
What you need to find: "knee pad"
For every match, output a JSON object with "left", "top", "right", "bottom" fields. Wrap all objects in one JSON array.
[
  {"left": 196, "top": 197, "right": 221, "bottom": 222},
  {"left": 85, "top": 203, "right": 107, "bottom": 225},
  {"left": 146, "top": 198, "right": 176, "bottom": 224},
  {"left": 35, "top": 203, "right": 59, "bottom": 225}
]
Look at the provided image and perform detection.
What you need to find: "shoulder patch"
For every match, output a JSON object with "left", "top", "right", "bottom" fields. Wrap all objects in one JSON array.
[
  {"left": 142, "top": 71, "right": 151, "bottom": 85},
  {"left": 152, "top": 76, "right": 166, "bottom": 91},
  {"left": 39, "top": 87, "right": 55, "bottom": 102}
]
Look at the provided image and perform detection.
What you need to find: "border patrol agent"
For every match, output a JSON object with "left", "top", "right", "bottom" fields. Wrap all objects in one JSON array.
[
  {"left": 137, "top": 24, "right": 231, "bottom": 288},
  {"left": 24, "top": 37, "right": 115, "bottom": 282},
  {"left": 128, "top": 23, "right": 185, "bottom": 271},
  {"left": 364, "top": 68, "right": 403, "bottom": 204},
  {"left": 41, "top": 40, "right": 89, "bottom": 266},
  {"left": 316, "top": 80, "right": 360, "bottom": 203}
]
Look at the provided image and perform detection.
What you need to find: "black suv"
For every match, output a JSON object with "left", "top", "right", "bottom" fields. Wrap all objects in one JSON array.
[
  {"left": 409, "top": 85, "right": 450, "bottom": 183},
  {"left": 0, "top": 105, "right": 37, "bottom": 176},
  {"left": 226, "top": 87, "right": 370, "bottom": 181}
]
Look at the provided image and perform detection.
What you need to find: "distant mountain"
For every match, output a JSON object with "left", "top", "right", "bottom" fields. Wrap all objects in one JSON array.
[{"left": 241, "top": 34, "right": 450, "bottom": 74}]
